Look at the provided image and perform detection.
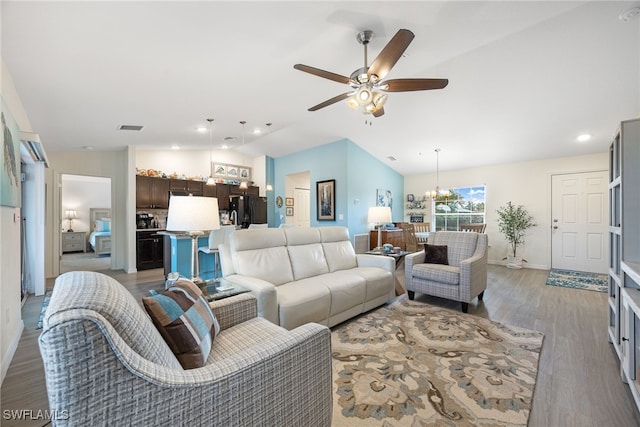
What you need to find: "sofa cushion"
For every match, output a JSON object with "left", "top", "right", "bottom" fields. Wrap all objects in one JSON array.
[
  {"left": 428, "top": 232, "right": 478, "bottom": 267},
  {"left": 339, "top": 267, "right": 394, "bottom": 301},
  {"left": 423, "top": 243, "right": 449, "bottom": 265},
  {"left": 321, "top": 272, "right": 366, "bottom": 315},
  {"left": 319, "top": 226, "right": 358, "bottom": 272},
  {"left": 287, "top": 243, "right": 329, "bottom": 281},
  {"left": 230, "top": 229, "right": 294, "bottom": 285},
  {"left": 277, "top": 280, "right": 331, "bottom": 329},
  {"left": 412, "top": 263, "right": 460, "bottom": 285},
  {"left": 143, "top": 279, "right": 220, "bottom": 369}
]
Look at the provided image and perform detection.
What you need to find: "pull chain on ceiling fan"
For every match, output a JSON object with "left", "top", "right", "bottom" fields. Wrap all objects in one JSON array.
[{"left": 294, "top": 29, "right": 449, "bottom": 117}]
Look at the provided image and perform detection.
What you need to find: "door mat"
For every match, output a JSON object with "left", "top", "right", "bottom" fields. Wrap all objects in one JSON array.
[{"left": 545, "top": 269, "right": 607, "bottom": 293}]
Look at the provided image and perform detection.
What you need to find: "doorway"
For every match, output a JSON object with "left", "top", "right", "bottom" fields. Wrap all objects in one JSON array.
[
  {"left": 60, "top": 174, "right": 112, "bottom": 273},
  {"left": 284, "top": 171, "right": 310, "bottom": 227},
  {"left": 551, "top": 171, "right": 608, "bottom": 273}
]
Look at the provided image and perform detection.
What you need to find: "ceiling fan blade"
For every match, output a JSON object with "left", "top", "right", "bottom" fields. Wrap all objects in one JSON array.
[
  {"left": 308, "top": 92, "right": 354, "bottom": 111},
  {"left": 381, "top": 78, "right": 449, "bottom": 92},
  {"left": 294, "top": 64, "right": 351, "bottom": 85},
  {"left": 367, "top": 29, "right": 414, "bottom": 81},
  {"left": 372, "top": 106, "right": 385, "bottom": 118}
]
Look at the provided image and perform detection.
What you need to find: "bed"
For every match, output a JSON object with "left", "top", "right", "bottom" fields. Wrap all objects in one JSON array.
[{"left": 89, "top": 208, "right": 111, "bottom": 256}]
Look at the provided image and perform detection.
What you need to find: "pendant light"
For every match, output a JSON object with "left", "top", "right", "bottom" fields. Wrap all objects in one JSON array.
[
  {"left": 238, "top": 120, "right": 249, "bottom": 189},
  {"left": 427, "top": 148, "right": 449, "bottom": 199},
  {"left": 205, "top": 118, "right": 216, "bottom": 186}
]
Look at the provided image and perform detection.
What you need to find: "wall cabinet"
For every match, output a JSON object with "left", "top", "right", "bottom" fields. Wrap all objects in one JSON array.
[
  {"left": 170, "top": 179, "right": 203, "bottom": 195},
  {"left": 136, "top": 176, "right": 170, "bottom": 209},
  {"left": 136, "top": 175, "right": 260, "bottom": 212},
  {"left": 136, "top": 230, "right": 164, "bottom": 270},
  {"left": 609, "top": 118, "right": 640, "bottom": 413}
]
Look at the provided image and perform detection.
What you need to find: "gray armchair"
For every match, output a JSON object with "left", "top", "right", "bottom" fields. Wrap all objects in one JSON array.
[
  {"left": 405, "top": 231, "right": 488, "bottom": 312},
  {"left": 39, "top": 271, "right": 332, "bottom": 426}
]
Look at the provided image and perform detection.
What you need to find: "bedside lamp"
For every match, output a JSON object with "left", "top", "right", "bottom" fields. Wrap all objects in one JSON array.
[
  {"left": 64, "top": 210, "right": 78, "bottom": 232},
  {"left": 166, "top": 196, "right": 220, "bottom": 286},
  {"left": 368, "top": 206, "right": 392, "bottom": 250}
]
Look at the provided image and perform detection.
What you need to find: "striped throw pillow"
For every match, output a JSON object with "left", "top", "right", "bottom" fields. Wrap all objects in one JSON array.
[{"left": 143, "top": 279, "right": 220, "bottom": 369}]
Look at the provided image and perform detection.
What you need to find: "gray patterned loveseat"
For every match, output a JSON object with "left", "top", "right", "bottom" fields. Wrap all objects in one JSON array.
[
  {"left": 405, "top": 231, "right": 488, "bottom": 312},
  {"left": 38, "top": 271, "right": 332, "bottom": 426}
]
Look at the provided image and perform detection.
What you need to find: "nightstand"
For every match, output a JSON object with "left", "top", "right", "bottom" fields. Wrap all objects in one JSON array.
[{"left": 62, "top": 231, "right": 86, "bottom": 253}]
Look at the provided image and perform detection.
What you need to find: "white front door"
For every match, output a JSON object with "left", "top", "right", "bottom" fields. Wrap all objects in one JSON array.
[
  {"left": 293, "top": 188, "right": 310, "bottom": 227},
  {"left": 551, "top": 171, "right": 608, "bottom": 273}
]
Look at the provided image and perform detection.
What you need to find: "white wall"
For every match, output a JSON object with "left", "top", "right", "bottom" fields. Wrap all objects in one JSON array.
[
  {"left": 46, "top": 151, "right": 128, "bottom": 277},
  {"left": 404, "top": 152, "right": 608, "bottom": 269},
  {"left": 136, "top": 149, "right": 254, "bottom": 180},
  {"left": 1, "top": 59, "right": 30, "bottom": 383}
]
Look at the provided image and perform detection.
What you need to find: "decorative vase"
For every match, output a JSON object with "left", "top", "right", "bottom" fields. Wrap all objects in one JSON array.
[{"left": 506, "top": 255, "right": 523, "bottom": 269}]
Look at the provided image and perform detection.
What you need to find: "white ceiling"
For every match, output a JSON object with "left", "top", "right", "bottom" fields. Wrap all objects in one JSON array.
[{"left": 2, "top": 1, "right": 639, "bottom": 176}]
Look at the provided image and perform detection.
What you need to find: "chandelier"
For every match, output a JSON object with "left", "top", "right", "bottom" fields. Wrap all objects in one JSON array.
[{"left": 427, "top": 148, "right": 449, "bottom": 199}]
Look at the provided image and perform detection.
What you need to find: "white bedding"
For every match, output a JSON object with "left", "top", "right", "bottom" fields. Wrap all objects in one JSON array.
[{"left": 90, "top": 231, "right": 110, "bottom": 248}]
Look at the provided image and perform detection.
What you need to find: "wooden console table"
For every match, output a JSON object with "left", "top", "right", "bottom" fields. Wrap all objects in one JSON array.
[{"left": 369, "top": 229, "right": 405, "bottom": 250}]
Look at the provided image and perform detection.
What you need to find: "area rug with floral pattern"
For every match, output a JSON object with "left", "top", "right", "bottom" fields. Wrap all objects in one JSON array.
[{"left": 331, "top": 296, "right": 544, "bottom": 426}]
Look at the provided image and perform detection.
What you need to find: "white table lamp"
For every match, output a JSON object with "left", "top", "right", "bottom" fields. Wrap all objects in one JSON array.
[
  {"left": 368, "top": 206, "right": 392, "bottom": 250},
  {"left": 166, "top": 196, "right": 220, "bottom": 286},
  {"left": 64, "top": 209, "right": 78, "bottom": 232}
]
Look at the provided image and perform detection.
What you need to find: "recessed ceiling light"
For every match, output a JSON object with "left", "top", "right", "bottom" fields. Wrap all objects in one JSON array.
[
  {"left": 254, "top": 128, "right": 262, "bottom": 135},
  {"left": 221, "top": 145, "right": 229, "bottom": 150},
  {"left": 196, "top": 126, "right": 207, "bottom": 133},
  {"left": 171, "top": 145, "right": 180, "bottom": 150},
  {"left": 577, "top": 134, "right": 592, "bottom": 142},
  {"left": 83, "top": 145, "right": 94, "bottom": 150}
]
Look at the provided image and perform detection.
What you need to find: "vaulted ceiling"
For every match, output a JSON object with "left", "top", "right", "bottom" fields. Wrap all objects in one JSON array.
[{"left": 2, "top": 1, "right": 639, "bottom": 175}]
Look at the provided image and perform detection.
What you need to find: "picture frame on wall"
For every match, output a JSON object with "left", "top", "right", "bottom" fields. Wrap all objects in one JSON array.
[
  {"left": 377, "top": 188, "right": 392, "bottom": 208},
  {"left": 286, "top": 206, "right": 294, "bottom": 216},
  {"left": 316, "top": 179, "right": 335, "bottom": 221},
  {"left": 214, "top": 164, "right": 227, "bottom": 177},
  {"left": 227, "top": 166, "right": 239, "bottom": 178},
  {"left": 239, "top": 168, "right": 250, "bottom": 180},
  {"left": 285, "top": 197, "right": 294, "bottom": 206}
]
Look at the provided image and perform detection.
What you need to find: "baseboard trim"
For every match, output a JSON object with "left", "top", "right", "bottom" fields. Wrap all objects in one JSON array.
[{"left": 1, "top": 319, "right": 24, "bottom": 385}]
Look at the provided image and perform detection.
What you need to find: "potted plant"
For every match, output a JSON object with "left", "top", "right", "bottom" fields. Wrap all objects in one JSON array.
[{"left": 496, "top": 201, "right": 536, "bottom": 269}]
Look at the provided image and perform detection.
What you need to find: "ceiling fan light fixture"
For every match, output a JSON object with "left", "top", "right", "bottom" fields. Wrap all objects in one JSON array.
[{"left": 356, "top": 87, "right": 373, "bottom": 105}]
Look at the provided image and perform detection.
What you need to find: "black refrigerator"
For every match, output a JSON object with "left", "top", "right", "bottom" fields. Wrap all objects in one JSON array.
[{"left": 229, "top": 195, "right": 267, "bottom": 228}]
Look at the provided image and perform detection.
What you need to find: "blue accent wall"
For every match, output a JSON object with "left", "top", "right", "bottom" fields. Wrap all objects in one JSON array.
[{"left": 273, "top": 139, "right": 403, "bottom": 239}]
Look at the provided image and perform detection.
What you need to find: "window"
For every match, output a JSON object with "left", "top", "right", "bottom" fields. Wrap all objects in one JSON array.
[{"left": 433, "top": 186, "right": 486, "bottom": 231}]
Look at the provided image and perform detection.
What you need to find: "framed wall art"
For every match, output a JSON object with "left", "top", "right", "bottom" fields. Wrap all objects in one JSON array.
[
  {"left": 213, "top": 164, "right": 227, "bottom": 177},
  {"left": 285, "top": 197, "right": 294, "bottom": 206},
  {"left": 286, "top": 206, "right": 294, "bottom": 216},
  {"left": 316, "top": 179, "right": 335, "bottom": 221},
  {"left": 1, "top": 97, "right": 21, "bottom": 208},
  {"left": 377, "top": 189, "right": 392, "bottom": 208},
  {"left": 212, "top": 163, "right": 251, "bottom": 181}
]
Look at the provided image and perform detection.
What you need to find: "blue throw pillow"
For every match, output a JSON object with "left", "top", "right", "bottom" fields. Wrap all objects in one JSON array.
[{"left": 143, "top": 279, "right": 220, "bottom": 369}]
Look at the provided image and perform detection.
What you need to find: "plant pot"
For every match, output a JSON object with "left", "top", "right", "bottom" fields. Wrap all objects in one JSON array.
[{"left": 506, "top": 255, "right": 523, "bottom": 269}]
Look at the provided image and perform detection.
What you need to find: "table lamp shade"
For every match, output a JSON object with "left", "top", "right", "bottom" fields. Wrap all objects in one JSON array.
[
  {"left": 166, "top": 196, "right": 220, "bottom": 232},
  {"left": 64, "top": 209, "right": 78, "bottom": 220},
  {"left": 368, "top": 206, "right": 392, "bottom": 224}
]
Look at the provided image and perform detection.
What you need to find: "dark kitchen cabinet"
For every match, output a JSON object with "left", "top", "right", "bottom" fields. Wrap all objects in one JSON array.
[
  {"left": 203, "top": 183, "right": 217, "bottom": 198},
  {"left": 136, "top": 230, "right": 164, "bottom": 270},
  {"left": 216, "top": 184, "right": 230, "bottom": 211},
  {"left": 136, "top": 176, "right": 170, "bottom": 209},
  {"left": 170, "top": 179, "right": 203, "bottom": 195}
]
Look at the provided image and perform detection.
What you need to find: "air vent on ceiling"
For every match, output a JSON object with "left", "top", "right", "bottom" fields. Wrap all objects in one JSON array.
[{"left": 119, "top": 124, "right": 144, "bottom": 131}]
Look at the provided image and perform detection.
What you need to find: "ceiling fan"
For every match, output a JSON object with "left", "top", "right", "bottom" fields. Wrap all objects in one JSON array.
[{"left": 294, "top": 29, "right": 448, "bottom": 117}]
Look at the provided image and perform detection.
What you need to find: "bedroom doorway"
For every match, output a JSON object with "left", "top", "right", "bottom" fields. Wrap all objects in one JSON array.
[{"left": 60, "top": 174, "right": 112, "bottom": 273}]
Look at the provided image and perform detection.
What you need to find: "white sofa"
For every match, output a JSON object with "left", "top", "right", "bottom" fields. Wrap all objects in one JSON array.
[{"left": 219, "top": 226, "right": 395, "bottom": 330}]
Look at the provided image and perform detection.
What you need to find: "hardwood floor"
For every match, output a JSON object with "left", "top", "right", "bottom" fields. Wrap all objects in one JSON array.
[{"left": 2, "top": 265, "right": 639, "bottom": 426}]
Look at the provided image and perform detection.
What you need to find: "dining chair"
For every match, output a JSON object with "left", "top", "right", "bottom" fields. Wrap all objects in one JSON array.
[
  {"left": 460, "top": 224, "right": 487, "bottom": 233},
  {"left": 400, "top": 223, "right": 420, "bottom": 252},
  {"left": 413, "top": 222, "right": 431, "bottom": 243}
]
